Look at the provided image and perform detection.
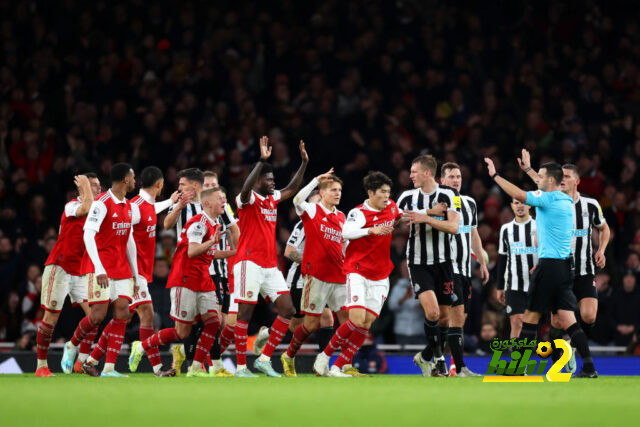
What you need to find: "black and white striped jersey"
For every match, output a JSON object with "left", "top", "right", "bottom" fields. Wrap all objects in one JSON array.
[
  {"left": 571, "top": 195, "right": 606, "bottom": 277},
  {"left": 169, "top": 201, "right": 203, "bottom": 242},
  {"left": 498, "top": 218, "right": 538, "bottom": 292},
  {"left": 209, "top": 204, "right": 238, "bottom": 278},
  {"left": 285, "top": 220, "right": 306, "bottom": 290},
  {"left": 451, "top": 195, "right": 478, "bottom": 277},
  {"left": 397, "top": 185, "right": 461, "bottom": 265}
]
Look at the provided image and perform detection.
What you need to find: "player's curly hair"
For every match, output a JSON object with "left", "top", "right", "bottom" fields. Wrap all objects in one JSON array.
[{"left": 363, "top": 171, "right": 392, "bottom": 193}]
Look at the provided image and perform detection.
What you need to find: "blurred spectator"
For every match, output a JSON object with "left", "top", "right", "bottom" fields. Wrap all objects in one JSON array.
[
  {"left": 388, "top": 261, "right": 424, "bottom": 345},
  {"left": 611, "top": 270, "right": 640, "bottom": 346},
  {"left": 0, "top": 291, "right": 22, "bottom": 341}
]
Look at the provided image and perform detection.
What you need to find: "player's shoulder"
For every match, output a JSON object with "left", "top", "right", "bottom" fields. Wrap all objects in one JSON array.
[
  {"left": 438, "top": 184, "right": 460, "bottom": 196},
  {"left": 293, "top": 220, "right": 304, "bottom": 231},
  {"left": 579, "top": 194, "right": 600, "bottom": 206},
  {"left": 500, "top": 221, "right": 513, "bottom": 232},
  {"left": 398, "top": 188, "right": 417, "bottom": 200},
  {"left": 461, "top": 194, "right": 476, "bottom": 204},
  {"left": 97, "top": 191, "right": 110, "bottom": 202}
]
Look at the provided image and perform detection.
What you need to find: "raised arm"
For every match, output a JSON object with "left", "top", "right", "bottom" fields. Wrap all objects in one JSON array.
[
  {"left": 74, "top": 175, "right": 93, "bottom": 217},
  {"left": 517, "top": 148, "right": 541, "bottom": 184},
  {"left": 240, "top": 136, "right": 271, "bottom": 204},
  {"left": 293, "top": 168, "right": 334, "bottom": 215},
  {"left": 279, "top": 140, "right": 309, "bottom": 201},
  {"left": 484, "top": 157, "right": 527, "bottom": 203},
  {"left": 155, "top": 191, "right": 179, "bottom": 214}
]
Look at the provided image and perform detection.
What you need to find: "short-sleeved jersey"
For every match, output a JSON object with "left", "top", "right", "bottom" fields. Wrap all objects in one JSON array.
[
  {"left": 80, "top": 190, "right": 139, "bottom": 279},
  {"left": 209, "top": 203, "right": 238, "bottom": 277},
  {"left": 498, "top": 218, "right": 538, "bottom": 292},
  {"left": 168, "top": 201, "right": 203, "bottom": 242},
  {"left": 300, "top": 203, "right": 346, "bottom": 284},
  {"left": 451, "top": 194, "right": 478, "bottom": 277},
  {"left": 167, "top": 213, "right": 220, "bottom": 292},
  {"left": 571, "top": 195, "right": 606, "bottom": 276},
  {"left": 235, "top": 190, "right": 281, "bottom": 268},
  {"left": 397, "top": 185, "right": 461, "bottom": 265},
  {"left": 285, "top": 221, "right": 306, "bottom": 289},
  {"left": 45, "top": 199, "right": 87, "bottom": 276},
  {"left": 525, "top": 190, "right": 573, "bottom": 259},
  {"left": 131, "top": 193, "right": 158, "bottom": 283},
  {"left": 343, "top": 199, "right": 403, "bottom": 281}
]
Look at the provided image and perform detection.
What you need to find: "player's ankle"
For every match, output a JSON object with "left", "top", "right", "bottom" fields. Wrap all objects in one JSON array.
[{"left": 258, "top": 354, "right": 270, "bottom": 363}]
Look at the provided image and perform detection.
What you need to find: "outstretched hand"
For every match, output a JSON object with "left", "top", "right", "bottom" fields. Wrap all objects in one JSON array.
[
  {"left": 259, "top": 136, "right": 272, "bottom": 160},
  {"left": 299, "top": 140, "right": 309, "bottom": 163},
  {"left": 517, "top": 148, "right": 531, "bottom": 171},
  {"left": 484, "top": 157, "right": 496, "bottom": 176}
]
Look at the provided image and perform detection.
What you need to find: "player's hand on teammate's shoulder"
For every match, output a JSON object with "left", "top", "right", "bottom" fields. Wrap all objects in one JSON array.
[
  {"left": 299, "top": 140, "right": 309, "bottom": 163},
  {"left": 259, "top": 135, "right": 272, "bottom": 160}
]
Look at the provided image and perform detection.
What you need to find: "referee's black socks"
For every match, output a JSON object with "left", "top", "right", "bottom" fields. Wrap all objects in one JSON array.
[
  {"left": 422, "top": 319, "right": 442, "bottom": 360},
  {"left": 567, "top": 323, "right": 595, "bottom": 373}
]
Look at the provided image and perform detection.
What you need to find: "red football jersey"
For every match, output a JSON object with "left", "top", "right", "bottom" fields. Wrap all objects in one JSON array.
[
  {"left": 234, "top": 190, "right": 281, "bottom": 268},
  {"left": 131, "top": 194, "right": 157, "bottom": 283},
  {"left": 45, "top": 199, "right": 87, "bottom": 276},
  {"left": 80, "top": 191, "right": 135, "bottom": 280},
  {"left": 300, "top": 203, "right": 346, "bottom": 283},
  {"left": 343, "top": 199, "right": 403, "bottom": 281},
  {"left": 167, "top": 213, "right": 220, "bottom": 292}
]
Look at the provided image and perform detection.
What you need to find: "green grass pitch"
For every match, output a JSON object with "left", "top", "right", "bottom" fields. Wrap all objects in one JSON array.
[{"left": 1, "top": 374, "right": 638, "bottom": 426}]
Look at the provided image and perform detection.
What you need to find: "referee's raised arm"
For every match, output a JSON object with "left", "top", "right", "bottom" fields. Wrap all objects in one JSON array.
[
  {"left": 483, "top": 156, "right": 598, "bottom": 378},
  {"left": 483, "top": 157, "right": 527, "bottom": 202}
]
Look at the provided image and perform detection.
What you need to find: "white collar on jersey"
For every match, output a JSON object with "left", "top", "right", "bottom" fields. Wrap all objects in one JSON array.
[
  {"left": 363, "top": 200, "right": 389, "bottom": 212},
  {"left": 418, "top": 183, "right": 441, "bottom": 196},
  {"left": 514, "top": 217, "right": 533, "bottom": 225},
  {"left": 318, "top": 201, "right": 337, "bottom": 214},
  {"left": 202, "top": 211, "right": 218, "bottom": 226},
  {"left": 138, "top": 188, "right": 155, "bottom": 203},
  {"left": 108, "top": 189, "right": 127, "bottom": 204}
]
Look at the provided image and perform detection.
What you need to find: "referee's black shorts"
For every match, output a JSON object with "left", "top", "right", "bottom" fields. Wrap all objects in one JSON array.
[
  {"left": 409, "top": 262, "right": 454, "bottom": 306},
  {"left": 528, "top": 258, "right": 577, "bottom": 314},
  {"left": 452, "top": 274, "right": 472, "bottom": 313},
  {"left": 573, "top": 274, "right": 597, "bottom": 301},
  {"left": 212, "top": 275, "right": 230, "bottom": 315}
]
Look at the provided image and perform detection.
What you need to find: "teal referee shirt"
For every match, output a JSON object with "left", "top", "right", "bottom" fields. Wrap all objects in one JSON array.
[{"left": 525, "top": 190, "right": 574, "bottom": 259}]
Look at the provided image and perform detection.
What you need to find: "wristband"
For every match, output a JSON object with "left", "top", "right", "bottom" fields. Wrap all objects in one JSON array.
[
  {"left": 524, "top": 167, "right": 532, "bottom": 173},
  {"left": 491, "top": 172, "right": 499, "bottom": 180}
]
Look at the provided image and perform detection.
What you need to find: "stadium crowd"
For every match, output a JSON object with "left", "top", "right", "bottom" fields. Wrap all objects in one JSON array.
[{"left": 1, "top": 0, "right": 639, "bottom": 355}]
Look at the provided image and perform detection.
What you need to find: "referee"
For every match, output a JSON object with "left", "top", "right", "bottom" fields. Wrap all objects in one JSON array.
[{"left": 485, "top": 156, "right": 597, "bottom": 378}]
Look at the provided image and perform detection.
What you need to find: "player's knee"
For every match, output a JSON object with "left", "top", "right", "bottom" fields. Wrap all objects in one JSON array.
[
  {"left": 138, "top": 305, "right": 154, "bottom": 326},
  {"left": 90, "top": 311, "right": 106, "bottom": 325},
  {"left": 303, "top": 316, "right": 321, "bottom": 332},
  {"left": 175, "top": 327, "right": 190, "bottom": 340},
  {"left": 320, "top": 311, "right": 334, "bottom": 328},
  {"left": 426, "top": 308, "right": 439, "bottom": 321},
  {"left": 581, "top": 309, "right": 597, "bottom": 325}
]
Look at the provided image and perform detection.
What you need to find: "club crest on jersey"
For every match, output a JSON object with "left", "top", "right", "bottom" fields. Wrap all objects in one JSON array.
[
  {"left": 128, "top": 210, "right": 131, "bottom": 218},
  {"left": 353, "top": 296, "right": 358, "bottom": 302},
  {"left": 391, "top": 207, "right": 396, "bottom": 214},
  {"left": 141, "top": 291, "right": 147, "bottom": 298},
  {"left": 51, "top": 300, "right": 57, "bottom": 307},
  {"left": 247, "top": 291, "right": 254, "bottom": 298},
  {"left": 310, "top": 303, "right": 316, "bottom": 310},
  {"left": 95, "top": 291, "right": 101, "bottom": 298},
  {"left": 181, "top": 311, "right": 187, "bottom": 318}
]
